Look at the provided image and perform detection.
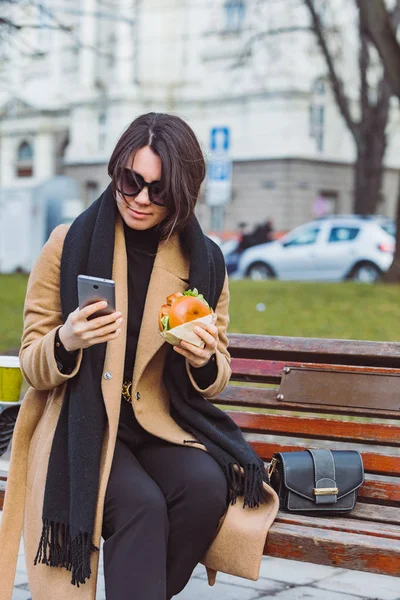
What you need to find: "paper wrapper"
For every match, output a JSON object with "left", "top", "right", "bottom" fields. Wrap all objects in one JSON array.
[{"left": 160, "top": 312, "right": 217, "bottom": 348}]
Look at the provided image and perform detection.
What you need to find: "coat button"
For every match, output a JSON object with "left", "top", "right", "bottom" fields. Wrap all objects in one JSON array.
[
  {"left": 103, "top": 372, "right": 112, "bottom": 380},
  {"left": 136, "top": 391, "right": 141, "bottom": 400}
]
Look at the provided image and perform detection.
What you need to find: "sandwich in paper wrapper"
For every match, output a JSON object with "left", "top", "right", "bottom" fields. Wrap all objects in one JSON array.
[{"left": 158, "top": 288, "right": 217, "bottom": 348}]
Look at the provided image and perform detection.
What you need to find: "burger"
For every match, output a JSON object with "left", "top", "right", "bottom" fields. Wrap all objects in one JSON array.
[{"left": 158, "top": 288, "right": 212, "bottom": 333}]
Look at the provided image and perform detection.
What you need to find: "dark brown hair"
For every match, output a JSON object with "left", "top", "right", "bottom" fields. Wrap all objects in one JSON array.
[{"left": 108, "top": 112, "right": 206, "bottom": 239}]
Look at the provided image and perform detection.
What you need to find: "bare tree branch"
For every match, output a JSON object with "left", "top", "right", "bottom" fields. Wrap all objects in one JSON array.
[
  {"left": 304, "top": 0, "right": 357, "bottom": 137},
  {"left": 232, "top": 25, "right": 311, "bottom": 69}
]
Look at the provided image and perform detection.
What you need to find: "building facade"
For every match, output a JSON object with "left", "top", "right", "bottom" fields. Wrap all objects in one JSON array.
[{"left": 1, "top": 0, "right": 399, "bottom": 235}]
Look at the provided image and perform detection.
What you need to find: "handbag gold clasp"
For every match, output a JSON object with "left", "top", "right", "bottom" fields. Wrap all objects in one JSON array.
[
  {"left": 313, "top": 487, "right": 338, "bottom": 496},
  {"left": 267, "top": 456, "right": 279, "bottom": 479}
]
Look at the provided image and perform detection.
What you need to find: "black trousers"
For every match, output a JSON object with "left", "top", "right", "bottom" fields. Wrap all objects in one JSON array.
[{"left": 101, "top": 400, "right": 229, "bottom": 600}]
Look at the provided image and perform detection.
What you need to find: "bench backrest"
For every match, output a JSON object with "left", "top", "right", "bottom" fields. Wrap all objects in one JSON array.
[{"left": 214, "top": 334, "right": 400, "bottom": 511}]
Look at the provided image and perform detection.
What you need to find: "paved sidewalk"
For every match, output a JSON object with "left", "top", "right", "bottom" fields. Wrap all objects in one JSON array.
[{"left": 1, "top": 513, "right": 398, "bottom": 600}]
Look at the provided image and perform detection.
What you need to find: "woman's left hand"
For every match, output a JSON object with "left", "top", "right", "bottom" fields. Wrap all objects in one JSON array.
[{"left": 173, "top": 322, "right": 218, "bottom": 368}]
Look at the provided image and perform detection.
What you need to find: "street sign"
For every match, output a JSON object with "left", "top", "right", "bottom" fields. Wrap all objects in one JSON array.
[
  {"left": 206, "top": 126, "right": 232, "bottom": 207},
  {"left": 210, "top": 126, "right": 230, "bottom": 152}
]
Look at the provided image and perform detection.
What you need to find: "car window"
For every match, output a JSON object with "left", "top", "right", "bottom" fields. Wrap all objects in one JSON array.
[
  {"left": 328, "top": 227, "right": 360, "bottom": 243},
  {"left": 283, "top": 227, "right": 320, "bottom": 247},
  {"left": 380, "top": 222, "right": 395, "bottom": 237}
]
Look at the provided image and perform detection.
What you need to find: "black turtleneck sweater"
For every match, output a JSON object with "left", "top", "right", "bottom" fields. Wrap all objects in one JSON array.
[
  {"left": 122, "top": 219, "right": 161, "bottom": 381},
  {"left": 55, "top": 221, "right": 218, "bottom": 390}
]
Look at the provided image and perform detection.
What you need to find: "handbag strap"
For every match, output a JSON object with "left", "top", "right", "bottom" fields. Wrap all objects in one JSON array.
[{"left": 307, "top": 449, "right": 338, "bottom": 505}]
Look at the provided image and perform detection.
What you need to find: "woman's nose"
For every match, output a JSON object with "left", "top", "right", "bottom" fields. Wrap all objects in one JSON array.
[{"left": 135, "top": 186, "right": 151, "bottom": 204}]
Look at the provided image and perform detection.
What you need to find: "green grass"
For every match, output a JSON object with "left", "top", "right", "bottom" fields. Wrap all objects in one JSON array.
[
  {"left": 0, "top": 274, "right": 28, "bottom": 353},
  {"left": 1, "top": 275, "right": 400, "bottom": 354},
  {"left": 229, "top": 280, "right": 400, "bottom": 342}
]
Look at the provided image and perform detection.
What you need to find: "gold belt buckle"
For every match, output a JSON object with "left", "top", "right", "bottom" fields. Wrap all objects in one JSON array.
[{"left": 122, "top": 381, "right": 132, "bottom": 403}]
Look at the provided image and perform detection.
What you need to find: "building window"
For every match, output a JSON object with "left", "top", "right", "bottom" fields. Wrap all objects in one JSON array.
[
  {"left": 225, "top": 0, "right": 245, "bottom": 32},
  {"left": 313, "top": 77, "right": 326, "bottom": 96},
  {"left": 309, "top": 104, "right": 325, "bottom": 152},
  {"left": 16, "top": 141, "right": 34, "bottom": 178}
]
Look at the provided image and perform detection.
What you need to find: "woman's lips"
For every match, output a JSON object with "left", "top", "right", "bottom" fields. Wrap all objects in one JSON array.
[{"left": 128, "top": 207, "right": 151, "bottom": 219}]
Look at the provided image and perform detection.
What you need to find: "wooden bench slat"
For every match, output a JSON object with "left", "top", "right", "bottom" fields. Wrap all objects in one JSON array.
[
  {"left": 350, "top": 503, "right": 400, "bottom": 526},
  {"left": 230, "top": 358, "right": 287, "bottom": 383},
  {"left": 216, "top": 386, "right": 400, "bottom": 419},
  {"left": 358, "top": 480, "right": 400, "bottom": 505},
  {"left": 228, "top": 334, "right": 400, "bottom": 369},
  {"left": 265, "top": 521, "right": 400, "bottom": 576},
  {"left": 227, "top": 411, "right": 400, "bottom": 446},
  {"left": 249, "top": 441, "right": 400, "bottom": 477},
  {"left": 275, "top": 511, "right": 400, "bottom": 541}
]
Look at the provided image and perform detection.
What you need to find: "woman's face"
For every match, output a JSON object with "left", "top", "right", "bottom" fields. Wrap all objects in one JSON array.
[{"left": 116, "top": 145, "right": 168, "bottom": 231}]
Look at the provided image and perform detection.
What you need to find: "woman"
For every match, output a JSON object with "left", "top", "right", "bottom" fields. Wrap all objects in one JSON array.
[{"left": 0, "top": 113, "right": 279, "bottom": 600}]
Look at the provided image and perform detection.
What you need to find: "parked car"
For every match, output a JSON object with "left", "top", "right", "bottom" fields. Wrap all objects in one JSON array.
[{"left": 235, "top": 215, "right": 396, "bottom": 283}]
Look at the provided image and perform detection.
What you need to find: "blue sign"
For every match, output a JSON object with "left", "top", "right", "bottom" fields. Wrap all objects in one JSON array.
[
  {"left": 210, "top": 127, "right": 230, "bottom": 152},
  {"left": 208, "top": 159, "right": 232, "bottom": 182},
  {"left": 206, "top": 126, "right": 232, "bottom": 207}
]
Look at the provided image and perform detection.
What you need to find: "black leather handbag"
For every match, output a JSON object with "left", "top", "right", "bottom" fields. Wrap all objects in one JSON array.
[{"left": 268, "top": 449, "right": 364, "bottom": 515}]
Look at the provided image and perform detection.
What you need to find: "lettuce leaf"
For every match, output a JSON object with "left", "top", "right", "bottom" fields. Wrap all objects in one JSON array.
[
  {"left": 161, "top": 315, "right": 170, "bottom": 331},
  {"left": 183, "top": 288, "right": 210, "bottom": 308}
]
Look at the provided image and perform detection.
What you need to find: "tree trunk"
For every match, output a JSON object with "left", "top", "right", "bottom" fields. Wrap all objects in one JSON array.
[
  {"left": 353, "top": 125, "right": 387, "bottom": 214},
  {"left": 358, "top": 0, "right": 400, "bottom": 100},
  {"left": 381, "top": 173, "right": 400, "bottom": 282}
]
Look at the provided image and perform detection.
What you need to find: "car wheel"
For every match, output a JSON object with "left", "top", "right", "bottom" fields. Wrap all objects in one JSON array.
[
  {"left": 348, "top": 262, "right": 381, "bottom": 283},
  {"left": 246, "top": 262, "right": 274, "bottom": 280}
]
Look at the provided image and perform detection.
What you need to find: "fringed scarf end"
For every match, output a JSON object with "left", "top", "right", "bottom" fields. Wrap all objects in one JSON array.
[
  {"left": 34, "top": 519, "right": 99, "bottom": 587},
  {"left": 242, "top": 463, "right": 266, "bottom": 508},
  {"left": 225, "top": 462, "right": 267, "bottom": 508},
  {"left": 224, "top": 462, "right": 242, "bottom": 505}
]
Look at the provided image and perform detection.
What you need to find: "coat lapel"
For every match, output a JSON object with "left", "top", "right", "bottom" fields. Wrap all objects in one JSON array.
[
  {"left": 101, "top": 214, "right": 128, "bottom": 422},
  {"left": 132, "top": 232, "right": 189, "bottom": 387}
]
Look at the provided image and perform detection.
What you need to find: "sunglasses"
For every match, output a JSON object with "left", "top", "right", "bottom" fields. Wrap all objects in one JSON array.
[{"left": 118, "top": 168, "right": 167, "bottom": 207}]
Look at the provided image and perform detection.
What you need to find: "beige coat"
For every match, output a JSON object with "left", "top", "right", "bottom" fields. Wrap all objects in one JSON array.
[{"left": 0, "top": 213, "right": 279, "bottom": 600}]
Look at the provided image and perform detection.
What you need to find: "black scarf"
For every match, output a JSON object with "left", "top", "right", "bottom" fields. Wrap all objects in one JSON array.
[{"left": 34, "top": 185, "right": 268, "bottom": 587}]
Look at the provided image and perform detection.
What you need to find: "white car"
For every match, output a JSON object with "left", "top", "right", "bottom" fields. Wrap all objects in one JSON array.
[{"left": 236, "top": 216, "right": 395, "bottom": 283}]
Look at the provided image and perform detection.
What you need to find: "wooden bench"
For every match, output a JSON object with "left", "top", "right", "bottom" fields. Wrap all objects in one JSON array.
[
  {"left": 1, "top": 334, "right": 400, "bottom": 576},
  {"left": 215, "top": 334, "right": 400, "bottom": 576}
]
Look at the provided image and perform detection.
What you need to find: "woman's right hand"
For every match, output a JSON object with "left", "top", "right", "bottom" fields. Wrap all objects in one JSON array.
[{"left": 58, "top": 301, "right": 123, "bottom": 351}]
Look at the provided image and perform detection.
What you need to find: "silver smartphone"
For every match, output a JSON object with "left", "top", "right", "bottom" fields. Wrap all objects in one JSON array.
[{"left": 78, "top": 275, "right": 116, "bottom": 320}]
